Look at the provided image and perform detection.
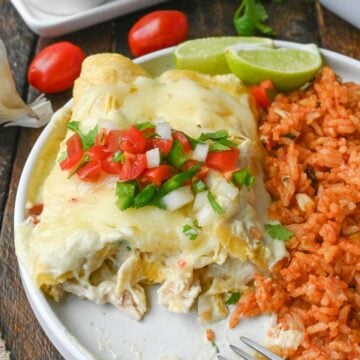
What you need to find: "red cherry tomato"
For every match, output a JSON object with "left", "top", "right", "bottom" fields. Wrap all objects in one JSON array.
[
  {"left": 60, "top": 134, "right": 84, "bottom": 170},
  {"left": 28, "top": 203, "right": 44, "bottom": 216},
  {"left": 250, "top": 80, "right": 275, "bottom": 109},
  {"left": 77, "top": 160, "right": 102, "bottom": 182},
  {"left": 119, "top": 126, "right": 146, "bottom": 154},
  {"left": 120, "top": 154, "right": 147, "bottom": 181},
  {"left": 86, "top": 145, "right": 107, "bottom": 162},
  {"left": 128, "top": 10, "right": 189, "bottom": 57},
  {"left": 28, "top": 42, "right": 85, "bottom": 93},
  {"left": 206, "top": 148, "right": 240, "bottom": 172},
  {"left": 173, "top": 131, "right": 192, "bottom": 152},
  {"left": 142, "top": 165, "right": 173, "bottom": 186},
  {"left": 102, "top": 155, "right": 123, "bottom": 175},
  {"left": 152, "top": 138, "right": 173, "bottom": 156}
]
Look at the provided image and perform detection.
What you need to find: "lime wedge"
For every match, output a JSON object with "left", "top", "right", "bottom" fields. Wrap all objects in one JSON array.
[
  {"left": 174, "top": 37, "right": 274, "bottom": 75},
  {"left": 225, "top": 44, "right": 322, "bottom": 91}
]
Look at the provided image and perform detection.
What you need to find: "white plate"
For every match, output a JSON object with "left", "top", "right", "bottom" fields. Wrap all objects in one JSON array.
[
  {"left": 10, "top": 0, "right": 169, "bottom": 37},
  {"left": 14, "top": 41, "right": 360, "bottom": 360},
  {"left": 320, "top": 0, "right": 360, "bottom": 30}
]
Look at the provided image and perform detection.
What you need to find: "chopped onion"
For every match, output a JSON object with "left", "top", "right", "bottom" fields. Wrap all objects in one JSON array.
[
  {"left": 146, "top": 148, "right": 160, "bottom": 168},
  {"left": 196, "top": 202, "right": 217, "bottom": 227},
  {"left": 162, "top": 186, "right": 194, "bottom": 211},
  {"left": 192, "top": 143, "right": 209, "bottom": 162},
  {"left": 97, "top": 119, "right": 119, "bottom": 131},
  {"left": 156, "top": 122, "right": 172, "bottom": 140},
  {"left": 216, "top": 178, "right": 239, "bottom": 200}
]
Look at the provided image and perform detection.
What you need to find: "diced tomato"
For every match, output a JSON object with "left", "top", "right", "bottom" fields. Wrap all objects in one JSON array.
[
  {"left": 104, "top": 130, "right": 123, "bottom": 153},
  {"left": 119, "top": 126, "right": 146, "bottom": 154},
  {"left": 28, "top": 203, "right": 43, "bottom": 216},
  {"left": 142, "top": 165, "right": 173, "bottom": 186},
  {"left": 102, "top": 155, "right": 123, "bottom": 175},
  {"left": 60, "top": 134, "right": 83, "bottom": 170},
  {"left": 152, "top": 138, "right": 173, "bottom": 156},
  {"left": 142, "top": 127, "right": 155, "bottom": 138},
  {"left": 250, "top": 80, "right": 275, "bottom": 109},
  {"left": 206, "top": 148, "right": 240, "bottom": 172},
  {"left": 183, "top": 160, "right": 208, "bottom": 181},
  {"left": 77, "top": 160, "right": 102, "bottom": 182},
  {"left": 95, "top": 128, "right": 107, "bottom": 146},
  {"left": 173, "top": 131, "right": 192, "bottom": 152},
  {"left": 86, "top": 145, "right": 107, "bottom": 162},
  {"left": 120, "top": 154, "right": 147, "bottom": 181}
]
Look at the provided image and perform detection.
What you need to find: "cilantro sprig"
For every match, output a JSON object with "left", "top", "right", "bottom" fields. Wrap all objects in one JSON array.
[{"left": 233, "top": 0, "right": 273, "bottom": 36}]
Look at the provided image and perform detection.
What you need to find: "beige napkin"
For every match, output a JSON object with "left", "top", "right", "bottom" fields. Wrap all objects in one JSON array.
[
  {"left": 0, "top": 333, "right": 10, "bottom": 360},
  {"left": 0, "top": 38, "right": 53, "bottom": 128}
]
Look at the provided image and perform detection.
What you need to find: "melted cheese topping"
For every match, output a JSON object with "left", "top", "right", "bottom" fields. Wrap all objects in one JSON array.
[{"left": 15, "top": 68, "right": 287, "bottom": 321}]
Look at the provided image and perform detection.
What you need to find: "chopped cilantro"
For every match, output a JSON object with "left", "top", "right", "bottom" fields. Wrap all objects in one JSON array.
[
  {"left": 135, "top": 121, "right": 154, "bottom": 131},
  {"left": 182, "top": 224, "right": 199, "bottom": 240},
  {"left": 209, "top": 142, "right": 230, "bottom": 152},
  {"left": 225, "top": 292, "right": 241, "bottom": 305},
  {"left": 265, "top": 223, "right": 293, "bottom": 241},
  {"left": 67, "top": 121, "right": 98, "bottom": 150},
  {"left": 112, "top": 151, "right": 125, "bottom": 163},
  {"left": 198, "top": 130, "right": 229, "bottom": 142},
  {"left": 232, "top": 168, "right": 255, "bottom": 189},
  {"left": 207, "top": 191, "right": 224, "bottom": 214}
]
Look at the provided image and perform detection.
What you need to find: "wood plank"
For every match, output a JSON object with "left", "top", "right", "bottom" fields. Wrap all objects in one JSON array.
[
  {"left": 316, "top": 3, "right": 360, "bottom": 59},
  {"left": 265, "top": 0, "right": 319, "bottom": 43},
  {"left": 0, "top": 18, "right": 115, "bottom": 360}
]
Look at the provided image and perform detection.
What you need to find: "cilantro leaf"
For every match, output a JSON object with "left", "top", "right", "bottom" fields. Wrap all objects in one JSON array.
[
  {"left": 67, "top": 121, "right": 98, "bottom": 150},
  {"left": 182, "top": 224, "right": 199, "bottom": 240},
  {"left": 225, "top": 292, "right": 241, "bottom": 305},
  {"left": 209, "top": 142, "right": 231, "bottom": 152},
  {"left": 265, "top": 223, "right": 293, "bottom": 241},
  {"left": 112, "top": 151, "right": 125, "bottom": 163},
  {"left": 198, "top": 130, "right": 229, "bottom": 142},
  {"left": 233, "top": 0, "right": 274, "bottom": 36},
  {"left": 135, "top": 121, "right": 154, "bottom": 131}
]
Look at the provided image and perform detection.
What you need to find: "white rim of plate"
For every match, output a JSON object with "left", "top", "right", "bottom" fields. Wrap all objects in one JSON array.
[{"left": 13, "top": 40, "right": 360, "bottom": 360}]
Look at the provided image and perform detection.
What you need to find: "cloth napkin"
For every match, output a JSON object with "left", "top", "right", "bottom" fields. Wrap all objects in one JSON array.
[{"left": 0, "top": 333, "right": 10, "bottom": 360}]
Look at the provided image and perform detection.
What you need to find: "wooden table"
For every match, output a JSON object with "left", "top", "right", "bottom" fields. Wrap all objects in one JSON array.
[{"left": 1, "top": 0, "right": 360, "bottom": 358}]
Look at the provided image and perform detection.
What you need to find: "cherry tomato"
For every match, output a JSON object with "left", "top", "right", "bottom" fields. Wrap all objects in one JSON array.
[
  {"left": 120, "top": 154, "right": 147, "bottom": 181},
  {"left": 28, "top": 42, "right": 85, "bottom": 93},
  {"left": 142, "top": 165, "right": 173, "bottom": 186},
  {"left": 102, "top": 155, "right": 123, "bottom": 175},
  {"left": 128, "top": 10, "right": 189, "bottom": 57},
  {"left": 250, "top": 80, "right": 275, "bottom": 109},
  {"left": 206, "top": 148, "right": 240, "bottom": 172},
  {"left": 173, "top": 131, "right": 192, "bottom": 152},
  {"left": 77, "top": 160, "right": 102, "bottom": 182},
  {"left": 152, "top": 138, "right": 173, "bottom": 156},
  {"left": 60, "top": 134, "right": 83, "bottom": 170},
  {"left": 119, "top": 126, "right": 146, "bottom": 154},
  {"left": 86, "top": 145, "right": 107, "bottom": 162}
]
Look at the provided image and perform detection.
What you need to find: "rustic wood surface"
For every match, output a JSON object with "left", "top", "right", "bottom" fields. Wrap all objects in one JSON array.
[{"left": 0, "top": 0, "right": 360, "bottom": 358}]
